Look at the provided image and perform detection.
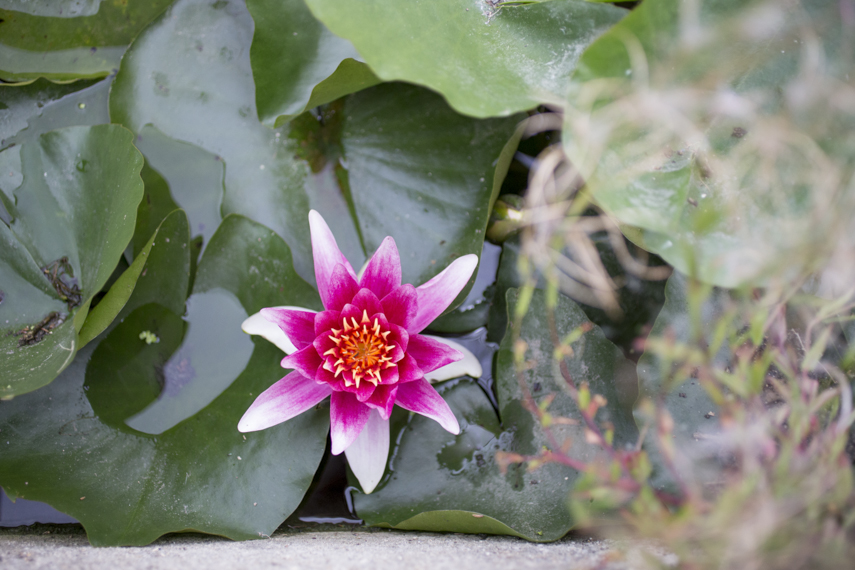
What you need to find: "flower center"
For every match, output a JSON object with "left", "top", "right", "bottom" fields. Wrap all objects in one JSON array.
[{"left": 324, "top": 310, "right": 395, "bottom": 388}]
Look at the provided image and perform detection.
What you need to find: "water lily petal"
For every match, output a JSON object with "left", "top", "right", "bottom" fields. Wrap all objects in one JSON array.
[
  {"left": 314, "top": 309, "right": 342, "bottom": 336},
  {"left": 242, "top": 306, "right": 316, "bottom": 354},
  {"left": 353, "top": 377, "right": 379, "bottom": 403},
  {"left": 330, "top": 391, "right": 371, "bottom": 455},
  {"left": 365, "top": 384, "right": 398, "bottom": 419},
  {"left": 397, "top": 354, "right": 424, "bottom": 383},
  {"left": 387, "top": 321, "right": 409, "bottom": 356},
  {"left": 395, "top": 378, "right": 460, "bottom": 435},
  {"left": 422, "top": 336, "right": 483, "bottom": 383},
  {"left": 406, "top": 334, "right": 463, "bottom": 374},
  {"left": 238, "top": 371, "right": 332, "bottom": 432},
  {"left": 344, "top": 410, "right": 389, "bottom": 494},
  {"left": 348, "top": 288, "right": 384, "bottom": 319},
  {"left": 360, "top": 236, "right": 402, "bottom": 299},
  {"left": 325, "top": 263, "right": 361, "bottom": 311},
  {"left": 280, "top": 345, "right": 323, "bottom": 377},
  {"left": 260, "top": 307, "right": 318, "bottom": 349},
  {"left": 410, "top": 254, "right": 479, "bottom": 333},
  {"left": 381, "top": 284, "right": 418, "bottom": 330},
  {"left": 309, "top": 209, "right": 357, "bottom": 308}
]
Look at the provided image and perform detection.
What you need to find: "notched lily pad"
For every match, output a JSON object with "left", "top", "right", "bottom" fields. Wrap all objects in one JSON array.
[
  {"left": 635, "top": 271, "right": 733, "bottom": 490},
  {"left": 77, "top": 209, "right": 191, "bottom": 349},
  {"left": 354, "top": 288, "right": 638, "bottom": 541},
  {"left": 247, "top": 0, "right": 381, "bottom": 127},
  {"left": 0, "top": 77, "right": 109, "bottom": 149},
  {"left": 0, "top": 124, "right": 144, "bottom": 397},
  {"left": 303, "top": 0, "right": 627, "bottom": 118},
  {"left": 0, "top": 214, "right": 330, "bottom": 546},
  {"left": 0, "top": 0, "right": 174, "bottom": 82}
]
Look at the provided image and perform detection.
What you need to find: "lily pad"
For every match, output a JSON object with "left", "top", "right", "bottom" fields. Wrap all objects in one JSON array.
[
  {"left": 110, "top": 0, "right": 521, "bottom": 300},
  {"left": 354, "top": 288, "right": 638, "bottom": 541},
  {"left": 0, "top": 77, "right": 112, "bottom": 226},
  {"left": 564, "top": 0, "right": 855, "bottom": 288},
  {"left": 0, "top": 124, "right": 143, "bottom": 397},
  {"left": 77, "top": 210, "right": 191, "bottom": 349},
  {"left": 0, "top": 75, "right": 111, "bottom": 221},
  {"left": 302, "top": 0, "right": 626, "bottom": 118},
  {"left": 0, "top": 0, "right": 174, "bottom": 82},
  {"left": 635, "top": 271, "right": 733, "bottom": 490},
  {"left": 341, "top": 82, "right": 520, "bottom": 293},
  {"left": 0, "top": 214, "right": 329, "bottom": 546},
  {"left": 1, "top": 0, "right": 102, "bottom": 18},
  {"left": 247, "top": 0, "right": 380, "bottom": 127},
  {"left": 0, "top": 77, "right": 109, "bottom": 148}
]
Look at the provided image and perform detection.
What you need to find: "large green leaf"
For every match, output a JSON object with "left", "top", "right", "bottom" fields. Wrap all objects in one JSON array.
[
  {"left": 354, "top": 288, "right": 638, "bottom": 541},
  {"left": 340, "top": 82, "right": 519, "bottom": 293},
  {"left": 78, "top": 124, "right": 223, "bottom": 348},
  {"left": 110, "top": 0, "right": 314, "bottom": 279},
  {"left": 302, "top": 0, "right": 626, "bottom": 118},
  {"left": 110, "top": 0, "right": 520, "bottom": 298},
  {"left": 77, "top": 210, "right": 191, "bottom": 348},
  {"left": 422, "top": 112, "right": 524, "bottom": 335},
  {"left": 635, "top": 271, "right": 732, "bottom": 490},
  {"left": 0, "top": 214, "right": 329, "bottom": 545},
  {"left": 563, "top": 0, "right": 855, "bottom": 289},
  {"left": 0, "top": 0, "right": 174, "bottom": 82},
  {"left": 247, "top": 0, "right": 380, "bottom": 127},
  {"left": 0, "top": 125, "right": 143, "bottom": 397},
  {"left": 0, "top": 77, "right": 111, "bottom": 225}
]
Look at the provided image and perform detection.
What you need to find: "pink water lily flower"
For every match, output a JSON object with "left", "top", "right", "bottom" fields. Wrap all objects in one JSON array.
[{"left": 238, "top": 211, "right": 479, "bottom": 493}]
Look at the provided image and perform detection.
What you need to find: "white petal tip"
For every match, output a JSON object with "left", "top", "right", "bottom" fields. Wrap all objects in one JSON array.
[
  {"left": 308, "top": 210, "right": 324, "bottom": 226},
  {"left": 445, "top": 417, "right": 461, "bottom": 436},
  {"left": 241, "top": 308, "right": 304, "bottom": 355},
  {"left": 345, "top": 413, "right": 389, "bottom": 495},
  {"left": 423, "top": 336, "right": 483, "bottom": 382},
  {"left": 237, "top": 417, "right": 258, "bottom": 433},
  {"left": 458, "top": 254, "right": 479, "bottom": 272}
]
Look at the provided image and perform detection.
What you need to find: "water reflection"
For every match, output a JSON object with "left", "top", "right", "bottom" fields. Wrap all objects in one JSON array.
[{"left": 125, "top": 288, "right": 252, "bottom": 434}]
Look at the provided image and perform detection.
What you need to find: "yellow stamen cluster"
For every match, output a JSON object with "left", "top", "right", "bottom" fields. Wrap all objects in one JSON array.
[{"left": 324, "top": 309, "right": 395, "bottom": 388}]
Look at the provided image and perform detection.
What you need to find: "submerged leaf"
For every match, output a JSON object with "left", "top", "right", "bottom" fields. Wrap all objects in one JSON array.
[{"left": 0, "top": 0, "right": 174, "bottom": 82}]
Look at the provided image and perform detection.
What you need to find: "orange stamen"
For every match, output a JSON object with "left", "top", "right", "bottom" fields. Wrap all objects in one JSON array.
[{"left": 325, "top": 312, "right": 395, "bottom": 388}]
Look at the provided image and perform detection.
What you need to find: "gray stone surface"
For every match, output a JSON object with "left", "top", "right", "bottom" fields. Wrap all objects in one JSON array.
[{"left": 0, "top": 524, "right": 670, "bottom": 570}]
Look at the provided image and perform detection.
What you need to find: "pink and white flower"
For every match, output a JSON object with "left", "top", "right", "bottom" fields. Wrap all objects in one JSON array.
[{"left": 238, "top": 211, "right": 480, "bottom": 493}]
